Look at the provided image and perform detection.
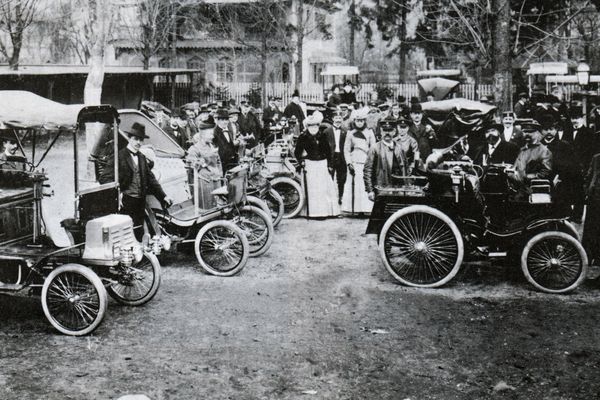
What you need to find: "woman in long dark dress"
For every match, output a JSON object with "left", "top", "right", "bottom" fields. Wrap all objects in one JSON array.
[{"left": 294, "top": 113, "right": 340, "bottom": 217}]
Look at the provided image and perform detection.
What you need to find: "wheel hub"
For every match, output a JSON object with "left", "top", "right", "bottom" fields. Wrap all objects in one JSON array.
[
  {"left": 68, "top": 294, "right": 81, "bottom": 303},
  {"left": 414, "top": 241, "right": 428, "bottom": 254},
  {"left": 548, "top": 258, "right": 561, "bottom": 267}
]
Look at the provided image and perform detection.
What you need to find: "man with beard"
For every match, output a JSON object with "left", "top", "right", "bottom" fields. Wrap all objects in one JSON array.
[
  {"left": 364, "top": 119, "right": 409, "bottom": 202},
  {"left": 510, "top": 122, "right": 552, "bottom": 200},
  {"left": 473, "top": 123, "right": 519, "bottom": 166},
  {"left": 324, "top": 111, "right": 348, "bottom": 204},
  {"left": 539, "top": 114, "right": 577, "bottom": 216},
  {"left": 408, "top": 103, "right": 437, "bottom": 160},
  {"left": 213, "top": 108, "right": 241, "bottom": 174},
  {"left": 565, "top": 107, "right": 598, "bottom": 223}
]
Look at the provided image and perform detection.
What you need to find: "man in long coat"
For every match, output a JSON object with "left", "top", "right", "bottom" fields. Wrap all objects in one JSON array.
[
  {"left": 283, "top": 90, "right": 306, "bottom": 128},
  {"left": 213, "top": 108, "right": 240, "bottom": 174}
]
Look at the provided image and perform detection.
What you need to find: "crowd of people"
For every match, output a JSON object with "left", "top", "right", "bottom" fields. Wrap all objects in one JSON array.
[{"left": 135, "top": 86, "right": 600, "bottom": 267}]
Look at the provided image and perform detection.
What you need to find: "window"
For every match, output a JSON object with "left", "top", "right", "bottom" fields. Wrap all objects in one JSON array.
[
  {"left": 216, "top": 60, "right": 234, "bottom": 82},
  {"left": 311, "top": 63, "right": 324, "bottom": 84}
]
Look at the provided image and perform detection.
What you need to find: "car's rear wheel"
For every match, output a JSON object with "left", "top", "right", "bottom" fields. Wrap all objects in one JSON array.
[
  {"left": 265, "top": 188, "right": 284, "bottom": 227},
  {"left": 195, "top": 220, "right": 249, "bottom": 276},
  {"left": 270, "top": 177, "right": 304, "bottom": 219}
]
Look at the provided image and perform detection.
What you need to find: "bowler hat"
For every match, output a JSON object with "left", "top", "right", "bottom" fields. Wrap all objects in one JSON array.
[
  {"left": 410, "top": 103, "right": 423, "bottom": 113},
  {"left": 197, "top": 121, "right": 215, "bottom": 130},
  {"left": 125, "top": 122, "right": 149, "bottom": 139},
  {"left": 410, "top": 96, "right": 420, "bottom": 104},
  {"left": 292, "top": 89, "right": 300, "bottom": 98},
  {"left": 485, "top": 122, "right": 504, "bottom": 133},
  {"left": 518, "top": 92, "right": 528, "bottom": 98},
  {"left": 397, "top": 95, "right": 406, "bottom": 103},
  {"left": 570, "top": 106, "right": 584, "bottom": 118},
  {"left": 215, "top": 108, "right": 229, "bottom": 120}
]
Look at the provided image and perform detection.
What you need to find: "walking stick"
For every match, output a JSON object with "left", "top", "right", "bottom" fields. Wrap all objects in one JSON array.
[
  {"left": 303, "top": 165, "right": 310, "bottom": 219},
  {"left": 351, "top": 170, "right": 355, "bottom": 217}
]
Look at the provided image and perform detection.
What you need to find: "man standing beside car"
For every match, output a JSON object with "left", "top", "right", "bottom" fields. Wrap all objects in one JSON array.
[{"left": 109, "top": 122, "right": 172, "bottom": 241}]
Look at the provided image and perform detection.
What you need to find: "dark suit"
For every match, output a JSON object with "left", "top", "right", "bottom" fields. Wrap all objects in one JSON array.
[
  {"left": 262, "top": 105, "right": 282, "bottom": 127},
  {"left": 324, "top": 125, "right": 347, "bottom": 200},
  {"left": 109, "top": 148, "right": 166, "bottom": 240},
  {"left": 238, "top": 111, "right": 262, "bottom": 146},
  {"left": 408, "top": 123, "right": 436, "bottom": 160},
  {"left": 567, "top": 125, "right": 598, "bottom": 219},
  {"left": 213, "top": 126, "right": 239, "bottom": 174},
  {"left": 283, "top": 102, "right": 305, "bottom": 128},
  {"left": 473, "top": 140, "right": 519, "bottom": 166},
  {"left": 502, "top": 125, "right": 524, "bottom": 148},
  {"left": 545, "top": 138, "right": 578, "bottom": 216}
]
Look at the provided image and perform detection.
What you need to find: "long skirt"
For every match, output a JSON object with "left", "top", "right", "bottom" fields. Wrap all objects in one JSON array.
[
  {"left": 301, "top": 159, "right": 340, "bottom": 217},
  {"left": 341, "top": 163, "right": 373, "bottom": 213}
]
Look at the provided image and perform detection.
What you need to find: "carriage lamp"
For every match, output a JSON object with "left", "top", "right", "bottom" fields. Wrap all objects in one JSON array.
[
  {"left": 577, "top": 61, "right": 590, "bottom": 86},
  {"left": 451, "top": 166, "right": 463, "bottom": 203}
]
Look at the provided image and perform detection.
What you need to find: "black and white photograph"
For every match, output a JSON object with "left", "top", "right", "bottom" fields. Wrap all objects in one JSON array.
[{"left": 0, "top": 0, "right": 600, "bottom": 398}]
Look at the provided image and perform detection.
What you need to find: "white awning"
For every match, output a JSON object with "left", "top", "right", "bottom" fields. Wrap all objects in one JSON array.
[
  {"left": 545, "top": 75, "right": 600, "bottom": 83},
  {"left": 527, "top": 62, "right": 569, "bottom": 75},
  {"left": 416, "top": 69, "right": 461, "bottom": 77},
  {"left": 320, "top": 65, "right": 359, "bottom": 76}
]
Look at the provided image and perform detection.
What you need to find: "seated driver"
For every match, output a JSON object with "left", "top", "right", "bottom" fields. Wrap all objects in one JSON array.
[
  {"left": 512, "top": 122, "right": 552, "bottom": 184},
  {"left": 0, "top": 131, "right": 26, "bottom": 171}
]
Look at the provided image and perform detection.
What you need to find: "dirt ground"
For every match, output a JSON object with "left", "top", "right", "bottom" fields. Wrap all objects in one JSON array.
[{"left": 1, "top": 217, "right": 599, "bottom": 400}]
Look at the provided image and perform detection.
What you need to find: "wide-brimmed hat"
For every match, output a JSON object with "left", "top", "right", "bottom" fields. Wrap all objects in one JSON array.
[
  {"left": 570, "top": 106, "right": 584, "bottom": 118},
  {"left": 0, "top": 130, "right": 16, "bottom": 142},
  {"left": 125, "top": 122, "right": 149, "bottom": 139},
  {"left": 353, "top": 108, "right": 369, "bottom": 120},
  {"left": 538, "top": 114, "right": 557, "bottom": 130}
]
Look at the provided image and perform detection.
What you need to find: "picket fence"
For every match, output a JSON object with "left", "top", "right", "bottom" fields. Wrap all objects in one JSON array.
[{"left": 197, "top": 82, "right": 495, "bottom": 106}]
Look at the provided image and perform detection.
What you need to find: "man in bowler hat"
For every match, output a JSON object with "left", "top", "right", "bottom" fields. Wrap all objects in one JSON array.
[{"left": 213, "top": 108, "right": 241, "bottom": 174}]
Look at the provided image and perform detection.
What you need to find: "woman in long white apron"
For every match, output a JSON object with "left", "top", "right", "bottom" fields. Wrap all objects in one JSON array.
[
  {"left": 342, "top": 108, "right": 376, "bottom": 213},
  {"left": 294, "top": 114, "right": 340, "bottom": 218}
]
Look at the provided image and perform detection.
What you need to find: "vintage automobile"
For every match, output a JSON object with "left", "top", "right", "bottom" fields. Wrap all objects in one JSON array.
[
  {"left": 367, "top": 103, "right": 587, "bottom": 294},
  {"left": 118, "top": 109, "right": 273, "bottom": 268},
  {"left": 0, "top": 91, "right": 161, "bottom": 335}
]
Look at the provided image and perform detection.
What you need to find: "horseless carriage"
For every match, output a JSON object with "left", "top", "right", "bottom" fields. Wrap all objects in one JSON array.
[
  {"left": 368, "top": 99, "right": 587, "bottom": 293},
  {"left": 118, "top": 110, "right": 274, "bottom": 275},
  {"left": 0, "top": 91, "right": 161, "bottom": 335}
]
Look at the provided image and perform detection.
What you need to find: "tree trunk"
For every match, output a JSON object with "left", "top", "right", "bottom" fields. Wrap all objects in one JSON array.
[
  {"left": 8, "top": 37, "right": 22, "bottom": 70},
  {"left": 261, "top": 37, "right": 268, "bottom": 108},
  {"left": 84, "top": 48, "right": 105, "bottom": 105},
  {"left": 349, "top": 0, "right": 355, "bottom": 65},
  {"left": 84, "top": 0, "right": 112, "bottom": 105},
  {"left": 398, "top": 6, "right": 407, "bottom": 83},
  {"left": 294, "top": 0, "right": 303, "bottom": 85},
  {"left": 492, "top": 0, "right": 512, "bottom": 112}
]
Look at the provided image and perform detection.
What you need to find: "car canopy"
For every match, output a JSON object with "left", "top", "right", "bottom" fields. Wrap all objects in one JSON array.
[{"left": 0, "top": 90, "right": 86, "bottom": 130}]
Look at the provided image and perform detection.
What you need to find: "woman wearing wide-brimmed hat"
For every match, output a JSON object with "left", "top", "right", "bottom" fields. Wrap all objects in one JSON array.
[{"left": 294, "top": 112, "right": 340, "bottom": 218}]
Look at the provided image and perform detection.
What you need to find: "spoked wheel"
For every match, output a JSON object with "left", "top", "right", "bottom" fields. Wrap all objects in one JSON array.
[
  {"left": 107, "top": 252, "right": 161, "bottom": 306},
  {"left": 264, "top": 188, "right": 284, "bottom": 228},
  {"left": 270, "top": 177, "right": 304, "bottom": 219},
  {"left": 247, "top": 195, "right": 272, "bottom": 221},
  {"left": 234, "top": 205, "right": 274, "bottom": 257},
  {"left": 195, "top": 220, "right": 250, "bottom": 276},
  {"left": 41, "top": 264, "right": 107, "bottom": 336},
  {"left": 521, "top": 231, "right": 588, "bottom": 293},
  {"left": 379, "top": 205, "right": 464, "bottom": 287}
]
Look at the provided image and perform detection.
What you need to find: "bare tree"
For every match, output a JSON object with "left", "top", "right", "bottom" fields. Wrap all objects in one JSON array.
[{"left": 0, "top": 0, "right": 39, "bottom": 70}]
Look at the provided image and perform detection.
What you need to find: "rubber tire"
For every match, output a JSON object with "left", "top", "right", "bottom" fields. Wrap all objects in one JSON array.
[
  {"left": 270, "top": 176, "right": 304, "bottom": 219},
  {"left": 521, "top": 231, "right": 588, "bottom": 294},
  {"left": 379, "top": 205, "right": 464, "bottom": 288},
  {"left": 107, "top": 252, "right": 161, "bottom": 306},
  {"left": 236, "top": 205, "right": 274, "bottom": 257},
  {"left": 41, "top": 264, "right": 108, "bottom": 336},
  {"left": 195, "top": 220, "right": 250, "bottom": 276},
  {"left": 247, "top": 195, "right": 272, "bottom": 221},
  {"left": 265, "top": 188, "right": 284, "bottom": 228}
]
